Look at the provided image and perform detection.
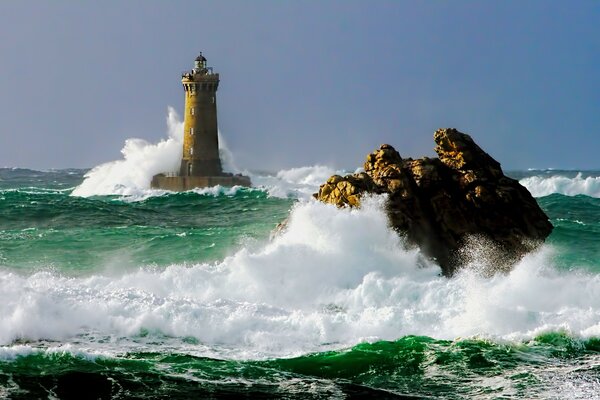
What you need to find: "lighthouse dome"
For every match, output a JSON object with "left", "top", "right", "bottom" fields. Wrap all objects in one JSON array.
[{"left": 194, "top": 53, "right": 208, "bottom": 72}]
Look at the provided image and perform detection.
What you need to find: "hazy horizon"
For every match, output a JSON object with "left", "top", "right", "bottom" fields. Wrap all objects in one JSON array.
[{"left": 1, "top": 1, "right": 599, "bottom": 171}]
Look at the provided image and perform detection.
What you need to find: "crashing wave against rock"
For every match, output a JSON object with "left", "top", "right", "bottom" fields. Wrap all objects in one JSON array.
[{"left": 314, "top": 128, "right": 553, "bottom": 276}]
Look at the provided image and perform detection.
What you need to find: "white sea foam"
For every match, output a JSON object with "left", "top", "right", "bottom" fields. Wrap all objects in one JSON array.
[
  {"left": 1, "top": 196, "right": 599, "bottom": 360},
  {"left": 218, "top": 132, "right": 241, "bottom": 175},
  {"left": 251, "top": 165, "right": 344, "bottom": 199},
  {"left": 71, "top": 107, "right": 184, "bottom": 197},
  {"left": 0, "top": 344, "right": 107, "bottom": 362},
  {"left": 521, "top": 172, "right": 600, "bottom": 198},
  {"left": 70, "top": 108, "right": 340, "bottom": 200},
  {"left": 71, "top": 108, "right": 244, "bottom": 198}
]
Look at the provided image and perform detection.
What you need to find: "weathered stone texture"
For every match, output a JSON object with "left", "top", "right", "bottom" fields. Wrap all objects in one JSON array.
[
  {"left": 151, "top": 174, "right": 251, "bottom": 191},
  {"left": 314, "top": 128, "right": 553, "bottom": 276}
]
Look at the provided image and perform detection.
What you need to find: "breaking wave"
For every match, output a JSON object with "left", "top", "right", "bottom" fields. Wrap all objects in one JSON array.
[
  {"left": 251, "top": 165, "right": 344, "bottom": 199},
  {"left": 1, "top": 196, "right": 599, "bottom": 360},
  {"left": 70, "top": 108, "right": 344, "bottom": 200},
  {"left": 71, "top": 107, "right": 184, "bottom": 197},
  {"left": 72, "top": 108, "right": 243, "bottom": 198},
  {"left": 520, "top": 172, "right": 600, "bottom": 198}
]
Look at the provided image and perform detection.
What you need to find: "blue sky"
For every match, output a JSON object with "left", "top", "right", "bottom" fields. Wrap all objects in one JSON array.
[{"left": 1, "top": 1, "right": 598, "bottom": 171}]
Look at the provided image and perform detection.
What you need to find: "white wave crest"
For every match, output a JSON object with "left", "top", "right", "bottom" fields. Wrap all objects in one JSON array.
[
  {"left": 71, "top": 107, "right": 184, "bottom": 197},
  {"left": 1, "top": 196, "right": 599, "bottom": 359},
  {"left": 69, "top": 107, "right": 337, "bottom": 200},
  {"left": 251, "top": 165, "right": 343, "bottom": 199},
  {"left": 520, "top": 173, "right": 600, "bottom": 198},
  {"left": 0, "top": 344, "right": 107, "bottom": 362},
  {"left": 71, "top": 108, "right": 243, "bottom": 198}
]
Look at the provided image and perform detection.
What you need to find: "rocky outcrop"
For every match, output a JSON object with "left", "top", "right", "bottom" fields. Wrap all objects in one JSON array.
[{"left": 314, "top": 128, "right": 553, "bottom": 276}]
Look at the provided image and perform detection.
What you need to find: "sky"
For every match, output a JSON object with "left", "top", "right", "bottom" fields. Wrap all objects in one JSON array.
[{"left": 0, "top": 1, "right": 599, "bottom": 171}]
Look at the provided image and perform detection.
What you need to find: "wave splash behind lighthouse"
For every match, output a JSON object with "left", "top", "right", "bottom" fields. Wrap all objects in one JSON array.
[{"left": 151, "top": 53, "right": 251, "bottom": 190}]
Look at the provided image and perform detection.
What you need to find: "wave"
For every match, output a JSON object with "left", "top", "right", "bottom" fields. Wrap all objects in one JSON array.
[
  {"left": 69, "top": 108, "right": 342, "bottom": 200},
  {"left": 1, "top": 196, "right": 599, "bottom": 360},
  {"left": 2, "top": 333, "right": 599, "bottom": 399},
  {"left": 251, "top": 165, "right": 346, "bottom": 199},
  {"left": 520, "top": 172, "right": 600, "bottom": 198},
  {"left": 71, "top": 107, "right": 184, "bottom": 197}
]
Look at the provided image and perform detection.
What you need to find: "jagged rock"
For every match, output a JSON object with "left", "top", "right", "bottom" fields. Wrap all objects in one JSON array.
[
  {"left": 317, "top": 173, "right": 382, "bottom": 207},
  {"left": 314, "top": 128, "right": 553, "bottom": 276}
]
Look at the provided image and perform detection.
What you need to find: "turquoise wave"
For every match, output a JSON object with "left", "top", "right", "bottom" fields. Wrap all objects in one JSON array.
[
  {"left": 537, "top": 194, "right": 600, "bottom": 271},
  {"left": 0, "top": 188, "right": 293, "bottom": 273},
  {"left": 3, "top": 188, "right": 599, "bottom": 273},
  {"left": 3, "top": 168, "right": 600, "bottom": 399}
]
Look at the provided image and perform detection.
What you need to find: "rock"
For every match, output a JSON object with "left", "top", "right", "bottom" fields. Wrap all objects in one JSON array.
[
  {"left": 316, "top": 172, "right": 382, "bottom": 207},
  {"left": 314, "top": 128, "right": 553, "bottom": 276}
]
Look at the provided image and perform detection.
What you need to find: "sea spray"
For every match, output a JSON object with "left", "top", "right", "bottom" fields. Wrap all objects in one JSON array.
[
  {"left": 521, "top": 171, "right": 600, "bottom": 198},
  {"left": 72, "top": 107, "right": 184, "bottom": 197},
  {"left": 3, "top": 168, "right": 600, "bottom": 398},
  {"left": 251, "top": 164, "right": 343, "bottom": 199},
  {"left": 217, "top": 131, "right": 241, "bottom": 175},
  {"left": 2, "top": 196, "right": 600, "bottom": 360},
  {"left": 70, "top": 107, "right": 341, "bottom": 200}
]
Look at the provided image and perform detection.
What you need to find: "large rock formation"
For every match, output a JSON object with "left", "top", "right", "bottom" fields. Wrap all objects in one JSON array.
[{"left": 314, "top": 128, "right": 553, "bottom": 276}]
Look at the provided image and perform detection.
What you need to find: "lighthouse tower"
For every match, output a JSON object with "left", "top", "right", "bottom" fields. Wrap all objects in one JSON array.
[
  {"left": 151, "top": 53, "right": 251, "bottom": 190},
  {"left": 180, "top": 53, "right": 222, "bottom": 176}
]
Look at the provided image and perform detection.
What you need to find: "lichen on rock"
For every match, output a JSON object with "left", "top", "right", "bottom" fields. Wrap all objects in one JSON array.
[{"left": 314, "top": 128, "right": 553, "bottom": 276}]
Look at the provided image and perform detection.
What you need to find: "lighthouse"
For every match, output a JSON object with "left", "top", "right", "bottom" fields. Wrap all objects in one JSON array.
[
  {"left": 180, "top": 53, "right": 222, "bottom": 176},
  {"left": 151, "top": 53, "right": 251, "bottom": 190}
]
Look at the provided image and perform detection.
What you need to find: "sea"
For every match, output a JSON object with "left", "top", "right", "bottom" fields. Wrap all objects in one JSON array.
[{"left": 1, "top": 115, "right": 600, "bottom": 399}]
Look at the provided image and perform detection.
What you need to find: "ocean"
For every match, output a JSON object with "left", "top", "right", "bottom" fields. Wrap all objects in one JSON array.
[
  {"left": 1, "top": 116, "right": 600, "bottom": 399},
  {"left": 1, "top": 165, "right": 600, "bottom": 399}
]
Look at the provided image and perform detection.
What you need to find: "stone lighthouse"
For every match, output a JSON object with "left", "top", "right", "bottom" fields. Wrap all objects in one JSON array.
[{"left": 151, "top": 53, "right": 251, "bottom": 190}]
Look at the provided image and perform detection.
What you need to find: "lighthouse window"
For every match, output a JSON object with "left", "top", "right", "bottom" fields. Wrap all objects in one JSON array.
[
  {"left": 190, "top": 127, "right": 194, "bottom": 135},
  {"left": 212, "top": 96, "right": 215, "bottom": 103},
  {"left": 190, "top": 148, "right": 194, "bottom": 155},
  {"left": 190, "top": 107, "right": 195, "bottom": 116}
]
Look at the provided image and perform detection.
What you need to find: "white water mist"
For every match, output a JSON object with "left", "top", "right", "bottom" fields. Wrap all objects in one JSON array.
[
  {"left": 521, "top": 172, "right": 600, "bottom": 198},
  {"left": 71, "top": 108, "right": 243, "bottom": 197},
  {"left": 72, "top": 107, "right": 183, "bottom": 197},
  {"left": 1, "top": 197, "right": 600, "bottom": 360}
]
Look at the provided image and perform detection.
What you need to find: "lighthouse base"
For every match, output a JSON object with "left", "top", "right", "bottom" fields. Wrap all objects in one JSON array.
[{"left": 151, "top": 173, "right": 251, "bottom": 191}]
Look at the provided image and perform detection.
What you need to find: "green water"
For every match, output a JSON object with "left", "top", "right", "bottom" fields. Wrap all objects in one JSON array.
[
  {"left": 2, "top": 334, "right": 599, "bottom": 399},
  {"left": 0, "top": 181, "right": 292, "bottom": 273},
  {"left": 539, "top": 194, "right": 600, "bottom": 271},
  {"left": 1, "top": 168, "right": 599, "bottom": 399}
]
